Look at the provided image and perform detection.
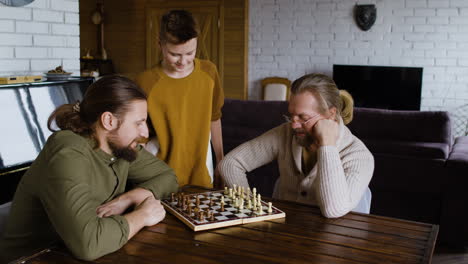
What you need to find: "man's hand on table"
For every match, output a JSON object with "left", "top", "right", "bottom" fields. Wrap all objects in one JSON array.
[{"left": 136, "top": 196, "right": 166, "bottom": 226}]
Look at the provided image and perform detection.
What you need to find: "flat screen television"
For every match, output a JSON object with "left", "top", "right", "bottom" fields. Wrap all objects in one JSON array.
[
  {"left": 332, "top": 65, "right": 423, "bottom": 110},
  {"left": 0, "top": 79, "right": 89, "bottom": 172}
]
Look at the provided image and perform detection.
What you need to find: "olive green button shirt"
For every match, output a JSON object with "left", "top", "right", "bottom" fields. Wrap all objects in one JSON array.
[{"left": 0, "top": 130, "right": 178, "bottom": 262}]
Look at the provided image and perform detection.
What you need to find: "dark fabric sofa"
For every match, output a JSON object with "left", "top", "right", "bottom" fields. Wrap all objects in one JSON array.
[{"left": 221, "top": 98, "right": 468, "bottom": 246}]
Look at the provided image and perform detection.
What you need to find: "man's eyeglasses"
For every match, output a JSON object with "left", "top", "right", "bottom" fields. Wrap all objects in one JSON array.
[{"left": 283, "top": 114, "right": 320, "bottom": 125}]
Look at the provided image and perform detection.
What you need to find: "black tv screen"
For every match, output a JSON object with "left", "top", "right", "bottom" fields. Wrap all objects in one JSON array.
[{"left": 333, "top": 65, "right": 423, "bottom": 110}]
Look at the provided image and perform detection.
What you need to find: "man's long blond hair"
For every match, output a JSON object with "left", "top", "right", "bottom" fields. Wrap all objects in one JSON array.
[{"left": 290, "top": 73, "right": 354, "bottom": 124}]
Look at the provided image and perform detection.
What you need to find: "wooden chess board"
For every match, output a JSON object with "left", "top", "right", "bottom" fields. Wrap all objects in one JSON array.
[{"left": 161, "top": 190, "right": 286, "bottom": 231}]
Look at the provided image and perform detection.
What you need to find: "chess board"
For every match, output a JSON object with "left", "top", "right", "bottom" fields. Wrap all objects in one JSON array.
[{"left": 161, "top": 190, "right": 286, "bottom": 231}]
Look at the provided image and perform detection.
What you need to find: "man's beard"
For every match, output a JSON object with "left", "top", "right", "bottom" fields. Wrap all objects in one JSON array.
[
  {"left": 293, "top": 128, "right": 315, "bottom": 147},
  {"left": 107, "top": 132, "right": 138, "bottom": 162}
]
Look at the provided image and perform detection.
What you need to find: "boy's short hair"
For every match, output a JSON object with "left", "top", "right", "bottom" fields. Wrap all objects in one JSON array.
[{"left": 160, "top": 10, "right": 199, "bottom": 44}]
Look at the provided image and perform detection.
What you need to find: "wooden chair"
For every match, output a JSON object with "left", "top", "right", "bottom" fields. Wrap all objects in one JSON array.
[{"left": 261, "top": 77, "right": 291, "bottom": 101}]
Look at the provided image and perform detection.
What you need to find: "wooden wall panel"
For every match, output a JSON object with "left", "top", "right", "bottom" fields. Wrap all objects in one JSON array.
[
  {"left": 79, "top": 0, "right": 247, "bottom": 99},
  {"left": 223, "top": 0, "right": 248, "bottom": 99}
]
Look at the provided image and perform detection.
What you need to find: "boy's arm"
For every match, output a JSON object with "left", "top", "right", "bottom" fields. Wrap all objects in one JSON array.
[{"left": 211, "top": 119, "right": 224, "bottom": 187}]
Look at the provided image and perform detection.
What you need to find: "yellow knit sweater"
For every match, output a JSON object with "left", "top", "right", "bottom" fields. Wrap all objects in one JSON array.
[{"left": 136, "top": 59, "right": 224, "bottom": 188}]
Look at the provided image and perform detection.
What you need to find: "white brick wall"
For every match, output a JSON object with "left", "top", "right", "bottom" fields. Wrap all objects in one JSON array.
[
  {"left": 0, "top": 0, "right": 79, "bottom": 76},
  {"left": 249, "top": 0, "right": 468, "bottom": 113}
]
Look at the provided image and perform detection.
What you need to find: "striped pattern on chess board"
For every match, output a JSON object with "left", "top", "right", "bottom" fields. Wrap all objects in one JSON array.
[{"left": 161, "top": 190, "right": 286, "bottom": 231}]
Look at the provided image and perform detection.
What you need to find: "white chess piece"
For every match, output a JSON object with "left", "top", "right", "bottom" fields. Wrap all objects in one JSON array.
[{"left": 267, "top": 202, "right": 272, "bottom": 213}]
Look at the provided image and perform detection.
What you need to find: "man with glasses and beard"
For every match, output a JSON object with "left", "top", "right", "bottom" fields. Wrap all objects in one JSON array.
[
  {"left": 219, "top": 73, "right": 374, "bottom": 218},
  {"left": 0, "top": 75, "right": 178, "bottom": 262}
]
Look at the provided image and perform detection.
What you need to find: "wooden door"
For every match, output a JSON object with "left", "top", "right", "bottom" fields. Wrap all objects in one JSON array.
[{"left": 146, "top": 1, "right": 223, "bottom": 77}]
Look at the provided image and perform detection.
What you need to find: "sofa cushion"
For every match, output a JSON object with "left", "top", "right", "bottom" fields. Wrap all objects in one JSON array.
[
  {"left": 348, "top": 107, "right": 452, "bottom": 144},
  {"left": 222, "top": 99, "right": 288, "bottom": 153},
  {"left": 363, "top": 139, "right": 450, "bottom": 159}
]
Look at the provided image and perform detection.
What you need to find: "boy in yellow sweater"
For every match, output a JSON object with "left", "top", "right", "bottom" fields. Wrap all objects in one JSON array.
[{"left": 136, "top": 10, "right": 224, "bottom": 188}]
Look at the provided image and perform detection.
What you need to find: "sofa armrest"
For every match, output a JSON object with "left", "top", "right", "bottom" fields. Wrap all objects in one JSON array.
[{"left": 447, "top": 136, "right": 468, "bottom": 166}]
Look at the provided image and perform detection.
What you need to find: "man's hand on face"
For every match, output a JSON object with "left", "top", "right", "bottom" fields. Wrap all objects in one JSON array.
[
  {"left": 136, "top": 196, "right": 166, "bottom": 227},
  {"left": 311, "top": 118, "right": 339, "bottom": 147},
  {"left": 96, "top": 195, "right": 133, "bottom": 218}
]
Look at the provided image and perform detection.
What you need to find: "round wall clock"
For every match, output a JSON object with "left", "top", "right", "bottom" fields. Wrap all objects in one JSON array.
[{"left": 0, "top": 0, "right": 35, "bottom": 7}]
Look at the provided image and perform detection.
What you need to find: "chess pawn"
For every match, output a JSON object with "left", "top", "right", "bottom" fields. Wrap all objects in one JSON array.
[
  {"left": 247, "top": 199, "right": 252, "bottom": 209},
  {"left": 196, "top": 196, "right": 200, "bottom": 207},
  {"left": 210, "top": 211, "right": 215, "bottom": 221},
  {"left": 238, "top": 185, "right": 242, "bottom": 196},
  {"left": 188, "top": 204, "right": 193, "bottom": 216},
  {"left": 257, "top": 194, "right": 261, "bottom": 205},
  {"left": 234, "top": 197, "right": 239, "bottom": 208},
  {"left": 253, "top": 187, "right": 257, "bottom": 197},
  {"left": 239, "top": 199, "right": 244, "bottom": 210},
  {"left": 199, "top": 211, "right": 205, "bottom": 221},
  {"left": 221, "top": 201, "right": 225, "bottom": 212},
  {"left": 267, "top": 202, "right": 273, "bottom": 214},
  {"left": 257, "top": 203, "right": 263, "bottom": 214},
  {"left": 229, "top": 188, "right": 233, "bottom": 198},
  {"left": 177, "top": 196, "right": 181, "bottom": 207},
  {"left": 224, "top": 186, "right": 228, "bottom": 195}
]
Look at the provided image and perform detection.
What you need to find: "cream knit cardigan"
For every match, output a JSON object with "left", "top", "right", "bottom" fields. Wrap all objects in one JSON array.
[{"left": 219, "top": 119, "right": 374, "bottom": 218}]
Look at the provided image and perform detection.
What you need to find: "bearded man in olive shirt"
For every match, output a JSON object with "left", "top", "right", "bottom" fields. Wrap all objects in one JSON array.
[{"left": 0, "top": 76, "right": 178, "bottom": 262}]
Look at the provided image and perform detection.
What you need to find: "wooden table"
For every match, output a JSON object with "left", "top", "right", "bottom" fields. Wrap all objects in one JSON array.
[{"left": 14, "top": 187, "right": 438, "bottom": 264}]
